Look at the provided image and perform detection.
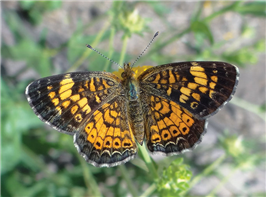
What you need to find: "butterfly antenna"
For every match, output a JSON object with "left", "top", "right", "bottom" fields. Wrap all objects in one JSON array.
[
  {"left": 86, "top": 44, "right": 122, "bottom": 68},
  {"left": 131, "top": 31, "right": 159, "bottom": 68}
]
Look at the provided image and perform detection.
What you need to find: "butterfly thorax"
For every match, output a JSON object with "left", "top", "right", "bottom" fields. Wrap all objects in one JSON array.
[{"left": 121, "top": 63, "right": 145, "bottom": 145}]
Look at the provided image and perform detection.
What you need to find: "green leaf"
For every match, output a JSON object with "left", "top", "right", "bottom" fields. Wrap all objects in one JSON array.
[
  {"left": 191, "top": 20, "right": 214, "bottom": 45},
  {"left": 4, "top": 171, "right": 48, "bottom": 197},
  {"left": 3, "top": 38, "right": 52, "bottom": 77},
  {"left": 148, "top": 2, "right": 170, "bottom": 16},
  {"left": 234, "top": 2, "right": 266, "bottom": 17},
  {"left": 20, "top": 1, "right": 35, "bottom": 9}
]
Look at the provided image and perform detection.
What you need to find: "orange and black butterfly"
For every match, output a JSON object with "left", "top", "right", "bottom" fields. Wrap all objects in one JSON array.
[{"left": 25, "top": 32, "right": 239, "bottom": 167}]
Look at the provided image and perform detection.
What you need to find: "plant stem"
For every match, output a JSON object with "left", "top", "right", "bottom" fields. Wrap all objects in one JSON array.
[
  {"left": 230, "top": 97, "right": 266, "bottom": 121},
  {"left": 208, "top": 166, "right": 239, "bottom": 196},
  {"left": 138, "top": 144, "right": 159, "bottom": 179},
  {"left": 140, "top": 183, "right": 156, "bottom": 197},
  {"left": 203, "top": 1, "right": 242, "bottom": 23},
  {"left": 118, "top": 165, "right": 139, "bottom": 197},
  {"left": 76, "top": 153, "right": 102, "bottom": 197},
  {"left": 181, "top": 154, "right": 226, "bottom": 196},
  {"left": 67, "top": 22, "right": 109, "bottom": 72}
]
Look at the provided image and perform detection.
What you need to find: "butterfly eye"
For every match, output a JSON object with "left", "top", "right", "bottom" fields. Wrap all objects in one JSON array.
[{"left": 121, "top": 72, "right": 126, "bottom": 78}]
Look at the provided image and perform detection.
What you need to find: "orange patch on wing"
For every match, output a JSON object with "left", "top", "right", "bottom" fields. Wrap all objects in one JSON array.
[
  {"left": 166, "top": 87, "right": 172, "bottom": 96},
  {"left": 71, "top": 105, "right": 79, "bottom": 114},
  {"left": 169, "top": 112, "right": 181, "bottom": 125},
  {"left": 110, "top": 110, "right": 118, "bottom": 118},
  {"left": 122, "top": 138, "right": 133, "bottom": 148},
  {"left": 87, "top": 128, "right": 97, "bottom": 143},
  {"left": 192, "top": 93, "right": 200, "bottom": 101},
  {"left": 169, "top": 70, "right": 176, "bottom": 83},
  {"left": 153, "top": 74, "right": 161, "bottom": 83},
  {"left": 95, "top": 118, "right": 104, "bottom": 132},
  {"left": 94, "top": 137, "right": 103, "bottom": 150},
  {"left": 209, "top": 82, "right": 216, "bottom": 89},
  {"left": 161, "top": 101, "right": 170, "bottom": 114},
  {"left": 182, "top": 113, "right": 194, "bottom": 127},
  {"left": 154, "top": 102, "right": 162, "bottom": 111},
  {"left": 161, "top": 129, "right": 171, "bottom": 141},
  {"left": 78, "top": 87, "right": 85, "bottom": 93},
  {"left": 102, "top": 80, "right": 111, "bottom": 89},
  {"left": 169, "top": 125, "right": 180, "bottom": 137},
  {"left": 52, "top": 98, "right": 59, "bottom": 106},
  {"left": 211, "top": 76, "right": 218, "bottom": 82},
  {"left": 160, "top": 79, "right": 168, "bottom": 84},
  {"left": 104, "top": 109, "right": 114, "bottom": 124},
  {"left": 70, "top": 94, "right": 80, "bottom": 102},
  {"left": 199, "top": 86, "right": 208, "bottom": 93},
  {"left": 194, "top": 77, "right": 208, "bottom": 86},
  {"left": 113, "top": 138, "right": 121, "bottom": 149},
  {"left": 59, "top": 78, "right": 74, "bottom": 93},
  {"left": 103, "top": 136, "right": 113, "bottom": 148},
  {"left": 157, "top": 119, "right": 166, "bottom": 130},
  {"left": 85, "top": 122, "right": 94, "bottom": 134},
  {"left": 180, "top": 94, "right": 189, "bottom": 103},
  {"left": 90, "top": 78, "right": 96, "bottom": 91},
  {"left": 114, "top": 127, "right": 121, "bottom": 137},
  {"left": 48, "top": 92, "right": 56, "bottom": 99},
  {"left": 82, "top": 104, "right": 91, "bottom": 114},
  {"left": 179, "top": 122, "right": 189, "bottom": 135},
  {"left": 180, "top": 87, "right": 191, "bottom": 96},
  {"left": 95, "top": 95, "right": 101, "bottom": 103},
  {"left": 62, "top": 100, "right": 71, "bottom": 108},
  {"left": 188, "top": 82, "right": 198, "bottom": 90},
  {"left": 106, "top": 126, "right": 114, "bottom": 136},
  {"left": 98, "top": 123, "right": 107, "bottom": 139},
  {"left": 60, "top": 89, "right": 72, "bottom": 100},
  {"left": 151, "top": 133, "right": 161, "bottom": 143},
  {"left": 78, "top": 97, "right": 87, "bottom": 108}
]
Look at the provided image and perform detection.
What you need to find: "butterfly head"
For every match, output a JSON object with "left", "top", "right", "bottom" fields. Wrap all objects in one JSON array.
[{"left": 121, "top": 63, "right": 135, "bottom": 79}]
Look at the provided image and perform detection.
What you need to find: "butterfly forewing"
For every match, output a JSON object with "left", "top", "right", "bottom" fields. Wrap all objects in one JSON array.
[
  {"left": 25, "top": 72, "right": 122, "bottom": 135},
  {"left": 138, "top": 61, "right": 239, "bottom": 119}
]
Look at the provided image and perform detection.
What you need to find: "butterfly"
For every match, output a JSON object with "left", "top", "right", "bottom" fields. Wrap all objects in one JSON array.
[{"left": 25, "top": 33, "right": 239, "bottom": 167}]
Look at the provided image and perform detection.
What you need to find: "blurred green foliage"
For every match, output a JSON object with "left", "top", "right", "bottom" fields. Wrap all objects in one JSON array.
[{"left": 1, "top": 1, "right": 265, "bottom": 197}]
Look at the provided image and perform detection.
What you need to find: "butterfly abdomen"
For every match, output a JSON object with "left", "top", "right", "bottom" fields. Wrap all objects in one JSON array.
[{"left": 128, "top": 99, "right": 145, "bottom": 145}]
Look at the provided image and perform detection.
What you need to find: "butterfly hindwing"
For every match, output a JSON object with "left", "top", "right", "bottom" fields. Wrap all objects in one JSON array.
[
  {"left": 138, "top": 61, "right": 239, "bottom": 119},
  {"left": 141, "top": 93, "right": 206, "bottom": 154},
  {"left": 74, "top": 97, "right": 137, "bottom": 167}
]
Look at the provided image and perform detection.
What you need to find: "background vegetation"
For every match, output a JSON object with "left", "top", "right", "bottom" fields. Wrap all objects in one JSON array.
[{"left": 1, "top": 1, "right": 265, "bottom": 197}]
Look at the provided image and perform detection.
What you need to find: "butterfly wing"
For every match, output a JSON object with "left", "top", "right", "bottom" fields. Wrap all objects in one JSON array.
[
  {"left": 26, "top": 72, "right": 137, "bottom": 166},
  {"left": 26, "top": 72, "right": 122, "bottom": 135},
  {"left": 141, "top": 94, "right": 206, "bottom": 154},
  {"left": 74, "top": 96, "right": 137, "bottom": 167},
  {"left": 139, "top": 61, "right": 239, "bottom": 154},
  {"left": 139, "top": 61, "right": 239, "bottom": 119}
]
